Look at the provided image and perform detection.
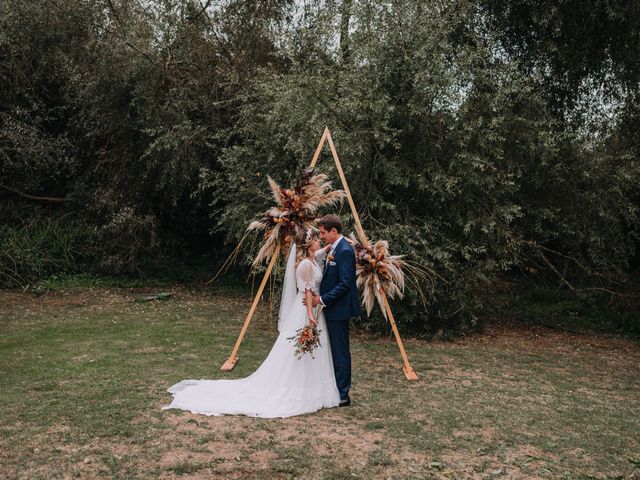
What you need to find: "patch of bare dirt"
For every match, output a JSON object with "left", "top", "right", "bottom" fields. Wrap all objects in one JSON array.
[{"left": 437, "top": 444, "right": 564, "bottom": 480}]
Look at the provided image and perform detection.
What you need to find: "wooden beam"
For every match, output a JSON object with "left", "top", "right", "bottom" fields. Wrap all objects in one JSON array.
[
  {"left": 380, "top": 286, "right": 419, "bottom": 380},
  {"left": 322, "top": 128, "right": 418, "bottom": 381},
  {"left": 220, "top": 243, "right": 281, "bottom": 371},
  {"left": 309, "top": 127, "right": 330, "bottom": 169},
  {"left": 324, "top": 130, "right": 369, "bottom": 248}
]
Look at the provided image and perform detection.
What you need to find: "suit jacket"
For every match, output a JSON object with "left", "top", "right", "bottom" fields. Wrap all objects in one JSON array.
[{"left": 320, "top": 237, "right": 361, "bottom": 322}]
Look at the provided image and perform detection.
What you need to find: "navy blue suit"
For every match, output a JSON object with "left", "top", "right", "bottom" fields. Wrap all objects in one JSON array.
[{"left": 320, "top": 237, "right": 360, "bottom": 401}]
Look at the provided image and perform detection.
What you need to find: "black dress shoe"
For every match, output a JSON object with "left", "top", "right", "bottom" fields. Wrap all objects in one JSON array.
[{"left": 338, "top": 396, "right": 351, "bottom": 407}]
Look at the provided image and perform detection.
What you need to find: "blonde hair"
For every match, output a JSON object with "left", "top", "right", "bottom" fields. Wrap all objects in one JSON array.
[{"left": 295, "top": 227, "right": 319, "bottom": 265}]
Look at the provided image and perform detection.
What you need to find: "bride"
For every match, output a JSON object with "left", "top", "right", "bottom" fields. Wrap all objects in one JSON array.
[{"left": 161, "top": 227, "right": 341, "bottom": 418}]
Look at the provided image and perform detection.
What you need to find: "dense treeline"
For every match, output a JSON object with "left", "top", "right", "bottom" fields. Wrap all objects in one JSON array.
[{"left": 1, "top": 0, "right": 638, "bottom": 333}]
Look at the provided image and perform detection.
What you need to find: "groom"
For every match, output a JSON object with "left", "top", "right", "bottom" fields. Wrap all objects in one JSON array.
[{"left": 308, "top": 214, "right": 360, "bottom": 407}]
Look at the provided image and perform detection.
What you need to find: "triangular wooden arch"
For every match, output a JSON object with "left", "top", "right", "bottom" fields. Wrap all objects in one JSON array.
[{"left": 221, "top": 127, "right": 418, "bottom": 380}]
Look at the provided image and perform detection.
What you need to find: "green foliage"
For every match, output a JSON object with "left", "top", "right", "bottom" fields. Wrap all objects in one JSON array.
[
  {"left": 0, "top": 0, "right": 638, "bottom": 333},
  {"left": 0, "top": 218, "right": 89, "bottom": 287},
  {"left": 210, "top": 1, "right": 638, "bottom": 333},
  {"left": 510, "top": 285, "right": 640, "bottom": 337},
  {"left": 480, "top": 0, "right": 640, "bottom": 107}
]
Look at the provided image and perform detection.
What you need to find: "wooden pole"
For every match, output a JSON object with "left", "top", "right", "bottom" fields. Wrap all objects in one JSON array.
[
  {"left": 309, "top": 128, "right": 329, "bottom": 169},
  {"left": 324, "top": 129, "right": 370, "bottom": 247},
  {"left": 380, "top": 286, "right": 419, "bottom": 380},
  {"left": 221, "top": 130, "right": 331, "bottom": 371},
  {"left": 323, "top": 127, "right": 419, "bottom": 380},
  {"left": 220, "top": 243, "right": 281, "bottom": 371}
]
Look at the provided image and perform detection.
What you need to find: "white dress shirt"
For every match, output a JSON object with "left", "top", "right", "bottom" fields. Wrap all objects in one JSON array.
[{"left": 328, "top": 235, "right": 344, "bottom": 257}]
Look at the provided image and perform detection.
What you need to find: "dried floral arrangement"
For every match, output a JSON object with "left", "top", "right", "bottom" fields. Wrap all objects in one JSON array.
[
  {"left": 349, "top": 234, "right": 437, "bottom": 319},
  {"left": 208, "top": 167, "right": 344, "bottom": 284},
  {"left": 246, "top": 168, "right": 345, "bottom": 266}
]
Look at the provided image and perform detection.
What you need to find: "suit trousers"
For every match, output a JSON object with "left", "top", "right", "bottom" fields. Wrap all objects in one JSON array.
[{"left": 326, "top": 319, "right": 351, "bottom": 401}]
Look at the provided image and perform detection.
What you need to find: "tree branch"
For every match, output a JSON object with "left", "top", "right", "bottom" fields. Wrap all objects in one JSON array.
[
  {"left": 0, "top": 184, "right": 66, "bottom": 203},
  {"left": 517, "top": 237, "right": 626, "bottom": 296}
]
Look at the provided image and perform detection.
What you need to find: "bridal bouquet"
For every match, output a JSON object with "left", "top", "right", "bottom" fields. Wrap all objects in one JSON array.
[{"left": 287, "top": 325, "right": 322, "bottom": 359}]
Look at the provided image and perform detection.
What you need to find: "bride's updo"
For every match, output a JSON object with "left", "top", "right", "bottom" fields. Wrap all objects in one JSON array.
[{"left": 295, "top": 227, "right": 319, "bottom": 265}]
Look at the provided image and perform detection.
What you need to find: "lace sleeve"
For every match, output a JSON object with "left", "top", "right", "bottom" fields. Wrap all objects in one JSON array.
[
  {"left": 298, "top": 260, "right": 315, "bottom": 291},
  {"left": 314, "top": 248, "right": 327, "bottom": 263}
]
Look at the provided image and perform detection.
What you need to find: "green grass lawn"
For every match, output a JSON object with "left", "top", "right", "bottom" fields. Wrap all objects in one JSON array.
[{"left": 1, "top": 287, "right": 638, "bottom": 479}]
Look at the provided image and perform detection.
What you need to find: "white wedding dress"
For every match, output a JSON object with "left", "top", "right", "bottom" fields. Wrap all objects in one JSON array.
[{"left": 162, "top": 245, "right": 340, "bottom": 418}]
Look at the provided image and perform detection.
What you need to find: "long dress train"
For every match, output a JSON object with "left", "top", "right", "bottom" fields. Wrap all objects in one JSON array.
[{"left": 161, "top": 248, "right": 340, "bottom": 418}]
